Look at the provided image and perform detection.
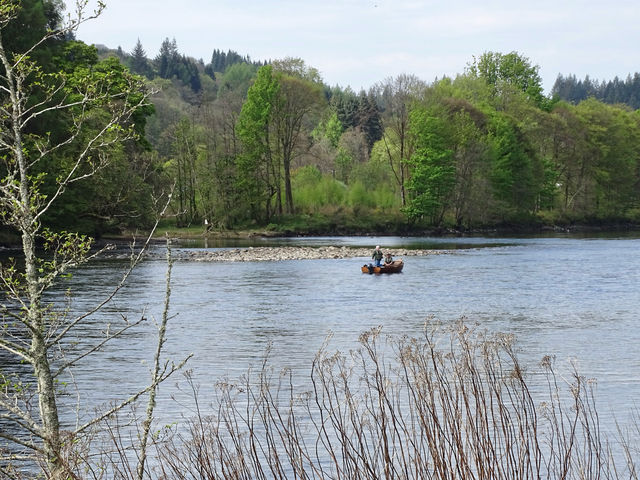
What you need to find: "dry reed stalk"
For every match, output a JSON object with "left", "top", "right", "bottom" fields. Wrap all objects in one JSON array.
[
  {"left": 46, "top": 319, "right": 638, "bottom": 479},
  {"left": 145, "top": 320, "right": 635, "bottom": 479}
]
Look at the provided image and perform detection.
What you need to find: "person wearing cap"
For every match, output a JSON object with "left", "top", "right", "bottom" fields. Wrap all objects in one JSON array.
[
  {"left": 384, "top": 252, "right": 393, "bottom": 265},
  {"left": 371, "top": 245, "right": 383, "bottom": 267}
]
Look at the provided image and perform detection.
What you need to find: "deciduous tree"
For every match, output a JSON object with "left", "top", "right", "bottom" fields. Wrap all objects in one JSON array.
[
  {"left": 375, "top": 74, "right": 426, "bottom": 207},
  {"left": 0, "top": 2, "right": 181, "bottom": 476},
  {"left": 274, "top": 72, "right": 324, "bottom": 213},
  {"left": 405, "top": 105, "right": 456, "bottom": 225},
  {"left": 236, "top": 64, "right": 280, "bottom": 221},
  {"left": 468, "top": 51, "right": 547, "bottom": 110},
  {"left": 237, "top": 61, "right": 324, "bottom": 219}
]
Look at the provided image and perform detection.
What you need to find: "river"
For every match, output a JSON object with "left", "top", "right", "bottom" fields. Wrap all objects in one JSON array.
[{"left": 5, "top": 233, "right": 640, "bottom": 465}]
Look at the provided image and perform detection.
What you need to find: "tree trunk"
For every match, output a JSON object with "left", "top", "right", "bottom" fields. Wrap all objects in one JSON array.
[
  {"left": 18, "top": 143, "right": 62, "bottom": 473},
  {"left": 32, "top": 332, "right": 62, "bottom": 469},
  {"left": 283, "top": 155, "right": 293, "bottom": 214}
]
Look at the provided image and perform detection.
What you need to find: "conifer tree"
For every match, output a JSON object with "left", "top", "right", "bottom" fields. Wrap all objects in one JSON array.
[
  {"left": 357, "top": 90, "right": 383, "bottom": 152},
  {"left": 156, "top": 37, "right": 179, "bottom": 79},
  {"left": 131, "top": 37, "right": 151, "bottom": 78}
]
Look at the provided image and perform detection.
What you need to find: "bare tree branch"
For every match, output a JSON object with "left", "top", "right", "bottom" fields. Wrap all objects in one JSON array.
[
  {"left": 74, "top": 355, "right": 191, "bottom": 436},
  {"left": 48, "top": 191, "right": 173, "bottom": 348},
  {"left": 51, "top": 317, "right": 145, "bottom": 379},
  {"left": 0, "top": 430, "right": 42, "bottom": 454},
  {"left": 0, "top": 399, "right": 41, "bottom": 438},
  {"left": 0, "top": 337, "right": 31, "bottom": 361}
]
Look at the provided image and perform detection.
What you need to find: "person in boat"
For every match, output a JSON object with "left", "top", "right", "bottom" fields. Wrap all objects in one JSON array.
[
  {"left": 372, "top": 245, "right": 383, "bottom": 267},
  {"left": 384, "top": 252, "right": 393, "bottom": 265}
]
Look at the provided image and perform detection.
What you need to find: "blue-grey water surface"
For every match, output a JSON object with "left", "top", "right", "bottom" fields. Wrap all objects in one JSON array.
[{"left": 43, "top": 234, "right": 640, "bottom": 436}]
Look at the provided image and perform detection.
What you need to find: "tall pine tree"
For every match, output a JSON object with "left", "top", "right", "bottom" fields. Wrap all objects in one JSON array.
[
  {"left": 156, "top": 37, "right": 179, "bottom": 79},
  {"left": 130, "top": 38, "right": 151, "bottom": 78}
]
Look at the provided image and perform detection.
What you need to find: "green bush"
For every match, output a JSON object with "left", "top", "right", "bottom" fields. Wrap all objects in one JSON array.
[{"left": 293, "top": 166, "right": 347, "bottom": 212}]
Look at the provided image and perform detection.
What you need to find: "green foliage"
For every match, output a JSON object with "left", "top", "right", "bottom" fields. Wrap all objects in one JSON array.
[
  {"left": 346, "top": 157, "right": 399, "bottom": 211},
  {"left": 553, "top": 72, "right": 640, "bottom": 109},
  {"left": 265, "top": 206, "right": 406, "bottom": 235},
  {"left": 236, "top": 62, "right": 325, "bottom": 218},
  {"left": 573, "top": 98, "right": 640, "bottom": 216},
  {"left": 487, "top": 112, "right": 539, "bottom": 216},
  {"left": 405, "top": 106, "right": 456, "bottom": 225},
  {"left": 130, "top": 38, "right": 153, "bottom": 79},
  {"left": 55, "top": 40, "right": 100, "bottom": 72},
  {"left": 17, "top": 25, "right": 640, "bottom": 235},
  {"left": 334, "top": 147, "right": 354, "bottom": 183},
  {"left": 313, "top": 109, "right": 343, "bottom": 148},
  {"left": 347, "top": 180, "right": 397, "bottom": 211},
  {"left": 34, "top": 54, "right": 155, "bottom": 233},
  {"left": 272, "top": 57, "right": 322, "bottom": 83},
  {"left": 155, "top": 38, "right": 201, "bottom": 92},
  {"left": 236, "top": 65, "right": 280, "bottom": 221},
  {"left": 292, "top": 166, "right": 346, "bottom": 211},
  {"left": 468, "top": 51, "right": 547, "bottom": 109},
  {"left": 0, "top": 33, "right": 152, "bottom": 236},
  {"left": 0, "top": 3, "right": 163, "bottom": 473},
  {"left": 2, "top": 0, "right": 59, "bottom": 63},
  {"left": 163, "top": 118, "right": 206, "bottom": 226},
  {"left": 205, "top": 48, "right": 261, "bottom": 79},
  {"left": 217, "top": 62, "right": 258, "bottom": 98},
  {"left": 287, "top": 163, "right": 399, "bottom": 223},
  {"left": 357, "top": 90, "right": 383, "bottom": 150},
  {"left": 145, "top": 78, "right": 191, "bottom": 153},
  {"left": 328, "top": 87, "right": 382, "bottom": 152},
  {"left": 330, "top": 86, "right": 360, "bottom": 129},
  {"left": 346, "top": 181, "right": 373, "bottom": 208}
]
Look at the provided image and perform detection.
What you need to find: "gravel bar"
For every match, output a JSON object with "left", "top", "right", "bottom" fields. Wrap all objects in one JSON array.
[{"left": 178, "top": 246, "right": 449, "bottom": 262}]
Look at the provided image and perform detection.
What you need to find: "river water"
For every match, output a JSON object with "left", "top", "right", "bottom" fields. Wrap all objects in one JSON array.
[{"left": 7, "top": 234, "right": 640, "bottom": 454}]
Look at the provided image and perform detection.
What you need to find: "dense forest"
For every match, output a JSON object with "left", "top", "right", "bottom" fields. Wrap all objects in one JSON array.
[{"left": 3, "top": 0, "right": 640, "bottom": 240}]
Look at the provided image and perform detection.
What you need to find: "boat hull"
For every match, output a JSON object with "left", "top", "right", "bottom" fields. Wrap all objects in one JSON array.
[{"left": 361, "top": 260, "right": 404, "bottom": 274}]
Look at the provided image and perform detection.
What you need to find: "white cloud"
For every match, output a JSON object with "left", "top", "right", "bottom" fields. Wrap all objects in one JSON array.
[{"left": 67, "top": 0, "right": 640, "bottom": 94}]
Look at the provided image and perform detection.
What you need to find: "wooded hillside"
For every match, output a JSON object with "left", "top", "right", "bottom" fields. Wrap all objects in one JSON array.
[{"left": 4, "top": 0, "right": 640, "bottom": 239}]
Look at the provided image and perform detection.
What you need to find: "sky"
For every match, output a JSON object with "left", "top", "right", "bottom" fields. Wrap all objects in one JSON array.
[{"left": 66, "top": 0, "right": 640, "bottom": 95}]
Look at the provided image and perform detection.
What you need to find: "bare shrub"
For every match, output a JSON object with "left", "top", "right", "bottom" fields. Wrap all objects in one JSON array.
[{"left": 148, "top": 319, "right": 637, "bottom": 480}]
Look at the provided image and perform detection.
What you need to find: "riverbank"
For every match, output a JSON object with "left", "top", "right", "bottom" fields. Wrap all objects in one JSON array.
[
  {"left": 149, "top": 217, "right": 640, "bottom": 242},
  {"left": 3, "top": 219, "right": 640, "bottom": 253},
  {"left": 177, "top": 245, "right": 449, "bottom": 262}
]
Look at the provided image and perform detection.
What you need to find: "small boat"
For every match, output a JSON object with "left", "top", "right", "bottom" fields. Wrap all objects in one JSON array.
[{"left": 361, "top": 260, "right": 404, "bottom": 274}]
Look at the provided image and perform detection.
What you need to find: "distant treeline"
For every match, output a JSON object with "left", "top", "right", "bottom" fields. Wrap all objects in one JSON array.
[
  {"left": 108, "top": 39, "right": 266, "bottom": 94},
  {"left": 552, "top": 73, "right": 640, "bottom": 109},
  {"left": 116, "top": 37, "right": 640, "bottom": 113}
]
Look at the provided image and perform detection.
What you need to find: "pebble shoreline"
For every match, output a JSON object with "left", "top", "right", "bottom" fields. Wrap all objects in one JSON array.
[{"left": 178, "top": 246, "right": 448, "bottom": 262}]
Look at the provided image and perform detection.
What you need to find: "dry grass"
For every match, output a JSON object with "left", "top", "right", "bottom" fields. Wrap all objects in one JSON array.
[
  {"left": 9, "top": 319, "right": 635, "bottom": 479},
  {"left": 143, "top": 319, "right": 637, "bottom": 480}
]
